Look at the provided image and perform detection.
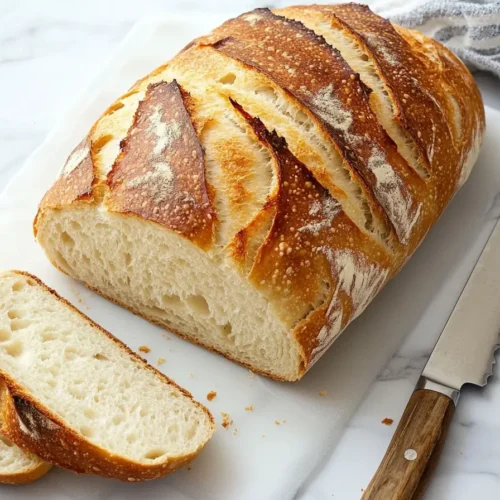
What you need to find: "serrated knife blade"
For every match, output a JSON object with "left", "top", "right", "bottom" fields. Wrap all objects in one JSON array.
[
  {"left": 422, "top": 217, "right": 500, "bottom": 393},
  {"left": 364, "top": 218, "right": 500, "bottom": 500}
]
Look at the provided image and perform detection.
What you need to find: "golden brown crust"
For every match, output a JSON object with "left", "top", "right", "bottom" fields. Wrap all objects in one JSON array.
[
  {"left": 39, "top": 138, "right": 95, "bottom": 210},
  {"left": 232, "top": 102, "right": 392, "bottom": 367},
  {"left": 198, "top": 8, "right": 433, "bottom": 247},
  {"left": 34, "top": 4, "right": 485, "bottom": 380},
  {"left": 395, "top": 26, "right": 485, "bottom": 183},
  {"left": 0, "top": 383, "right": 52, "bottom": 485},
  {"left": 105, "top": 81, "right": 216, "bottom": 249},
  {"left": 0, "top": 271, "right": 215, "bottom": 481},
  {"left": 319, "top": 4, "right": 464, "bottom": 210},
  {"left": 34, "top": 138, "right": 95, "bottom": 236}
]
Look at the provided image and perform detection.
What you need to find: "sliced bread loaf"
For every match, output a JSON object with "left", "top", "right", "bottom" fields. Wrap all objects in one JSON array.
[
  {"left": 0, "top": 271, "right": 214, "bottom": 481},
  {"left": 34, "top": 6, "right": 484, "bottom": 381},
  {"left": 0, "top": 382, "right": 52, "bottom": 485}
]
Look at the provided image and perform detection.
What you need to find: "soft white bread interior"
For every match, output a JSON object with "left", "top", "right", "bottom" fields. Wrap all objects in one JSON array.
[
  {"left": 37, "top": 208, "right": 300, "bottom": 380},
  {"left": 0, "top": 271, "right": 214, "bottom": 481}
]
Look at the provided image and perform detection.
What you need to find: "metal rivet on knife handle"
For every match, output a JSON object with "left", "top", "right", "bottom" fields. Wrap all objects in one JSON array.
[{"left": 362, "top": 390, "right": 455, "bottom": 499}]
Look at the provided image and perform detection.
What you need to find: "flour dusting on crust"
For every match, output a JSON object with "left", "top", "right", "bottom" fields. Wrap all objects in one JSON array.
[
  {"left": 368, "top": 148, "right": 422, "bottom": 244},
  {"left": 324, "top": 249, "right": 389, "bottom": 317},
  {"left": 365, "top": 34, "right": 399, "bottom": 66},
  {"left": 299, "top": 194, "right": 341, "bottom": 234},
  {"left": 126, "top": 161, "right": 174, "bottom": 203},
  {"left": 123, "top": 103, "right": 180, "bottom": 202},
  {"left": 311, "top": 84, "right": 353, "bottom": 133},
  {"left": 312, "top": 303, "right": 343, "bottom": 364},
  {"left": 61, "top": 146, "right": 89, "bottom": 177},
  {"left": 310, "top": 84, "right": 364, "bottom": 150},
  {"left": 149, "top": 105, "right": 181, "bottom": 156},
  {"left": 311, "top": 84, "right": 421, "bottom": 244},
  {"left": 310, "top": 249, "right": 389, "bottom": 363}
]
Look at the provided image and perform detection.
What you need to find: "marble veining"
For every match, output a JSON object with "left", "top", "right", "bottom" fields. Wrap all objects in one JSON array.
[
  {"left": 1, "top": 2, "right": 500, "bottom": 500},
  {"left": 490, "top": 192, "right": 500, "bottom": 219}
]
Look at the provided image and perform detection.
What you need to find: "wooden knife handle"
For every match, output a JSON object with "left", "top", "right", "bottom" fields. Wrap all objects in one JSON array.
[{"left": 363, "top": 389, "right": 455, "bottom": 500}]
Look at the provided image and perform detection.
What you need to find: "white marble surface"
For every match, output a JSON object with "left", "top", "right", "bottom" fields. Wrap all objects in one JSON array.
[{"left": 1, "top": 1, "right": 500, "bottom": 499}]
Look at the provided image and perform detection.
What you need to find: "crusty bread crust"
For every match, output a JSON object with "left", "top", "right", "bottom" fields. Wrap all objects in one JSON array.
[
  {"left": 0, "top": 463, "right": 52, "bottom": 486},
  {"left": 105, "top": 81, "right": 216, "bottom": 249},
  {"left": 0, "top": 271, "right": 215, "bottom": 481},
  {"left": 34, "top": 4, "right": 485, "bottom": 380},
  {"left": 202, "top": 9, "right": 431, "bottom": 247},
  {"left": 0, "top": 454, "right": 51, "bottom": 486},
  {"left": 0, "top": 383, "right": 52, "bottom": 485}
]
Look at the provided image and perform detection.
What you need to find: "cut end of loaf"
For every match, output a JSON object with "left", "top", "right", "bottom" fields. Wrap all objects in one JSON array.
[
  {"left": 35, "top": 209, "right": 304, "bottom": 380},
  {"left": 0, "top": 270, "right": 215, "bottom": 480}
]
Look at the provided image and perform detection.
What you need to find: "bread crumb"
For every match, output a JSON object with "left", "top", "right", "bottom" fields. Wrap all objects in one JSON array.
[
  {"left": 381, "top": 418, "right": 394, "bottom": 426},
  {"left": 274, "top": 420, "right": 280, "bottom": 426},
  {"left": 138, "top": 345, "right": 150, "bottom": 353},
  {"left": 282, "top": 419, "right": 286, "bottom": 424},
  {"left": 233, "top": 428, "right": 238, "bottom": 436},
  {"left": 189, "top": 372, "right": 194, "bottom": 378},
  {"left": 245, "top": 405, "right": 254, "bottom": 411},
  {"left": 69, "top": 285, "right": 86, "bottom": 306},
  {"left": 319, "top": 390, "right": 328, "bottom": 397},
  {"left": 157, "top": 357, "right": 166, "bottom": 365},
  {"left": 187, "top": 466, "right": 192, "bottom": 471},
  {"left": 162, "top": 334, "right": 171, "bottom": 341},
  {"left": 221, "top": 412, "right": 233, "bottom": 429},
  {"left": 207, "top": 391, "right": 217, "bottom": 401},
  {"left": 248, "top": 370, "right": 255, "bottom": 378},
  {"left": 261, "top": 434, "right": 266, "bottom": 438}
]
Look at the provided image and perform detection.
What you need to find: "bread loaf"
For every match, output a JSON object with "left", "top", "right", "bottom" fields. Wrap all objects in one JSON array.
[
  {"left": 34, "top": 4, "right": 485, "bottom": 381},
  {"left": 0, "top": 271, "right": 214, "bottom": 481}
]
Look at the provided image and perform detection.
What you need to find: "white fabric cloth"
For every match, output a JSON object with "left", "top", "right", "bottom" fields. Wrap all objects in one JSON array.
[{"left": 371, "top": 0, "right": 500, "bottom": 77}]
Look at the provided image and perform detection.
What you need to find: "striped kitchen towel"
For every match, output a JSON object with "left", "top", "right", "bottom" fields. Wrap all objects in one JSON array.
[{"left": 372, "top": 0, "right": 500, "bottom": 77}]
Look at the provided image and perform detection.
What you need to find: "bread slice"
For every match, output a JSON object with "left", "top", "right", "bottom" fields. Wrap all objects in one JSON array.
[
  {"left": 0, "top": 383, "right": 52, "bottom": 485},
  {"left": 0, "top": 434, "right": 51, "bottom": 485},
  {"left": 0, "top": 271, "right": 214, "bottom": 481}
]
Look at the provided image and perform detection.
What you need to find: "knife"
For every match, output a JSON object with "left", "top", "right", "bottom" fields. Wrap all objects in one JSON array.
[{"left": 363, "top": 218, "right": 500, "bottom": 500}]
